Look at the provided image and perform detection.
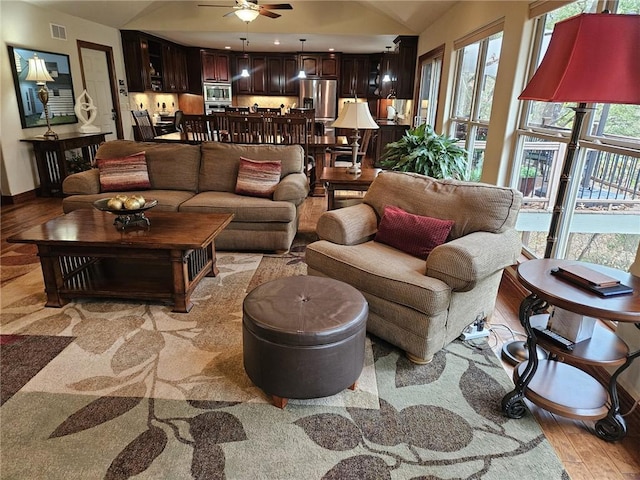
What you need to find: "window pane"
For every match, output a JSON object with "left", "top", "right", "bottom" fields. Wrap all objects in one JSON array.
[
  {"left": 452, "top": 44, "right": 479, "bottom": 119},
  {"left": 591, "top": 103, "right": 640, "bottom": 143},
  {"left": 477, "top": 33, "right": 502, "bottom": 122}
]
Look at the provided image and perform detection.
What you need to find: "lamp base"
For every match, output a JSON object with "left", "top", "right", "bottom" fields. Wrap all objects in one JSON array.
[
  {"left": 347, "top": 164, "right": 361, "bottom": 174},
  {"left": 43, "top": 129, "right": 58, "bottom": 140}
]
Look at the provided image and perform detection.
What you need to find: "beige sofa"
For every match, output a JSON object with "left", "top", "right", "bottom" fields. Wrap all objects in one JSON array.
[
  {"left": 305, "top": 171, "right": 523, "bottom": 363},
  {"left": 62, "top": 140, "right": 309, "bottom": 252}
]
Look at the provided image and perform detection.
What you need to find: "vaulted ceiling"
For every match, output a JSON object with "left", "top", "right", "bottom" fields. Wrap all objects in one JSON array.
[{"left": 25, "top": 0, "right": 457, "bottom": 53}]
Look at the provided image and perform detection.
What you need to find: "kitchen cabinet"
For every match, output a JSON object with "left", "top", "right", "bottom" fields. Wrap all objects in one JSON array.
[
  {"left": 234, "top": 53, "right": 298, "bottom": 96},
  {"left": 300, "top": 53, "right": 340, "bottom": 79},
  {"left": 340, "top": 55, "right": 370, "bottom": 98},
  {"left": 267, "top": 55, "right": 299, "bottom": 95},
  {"left": 372, "top": 36, "right": 418, "bottom": 100},
  {"left": 121, "top": 30, "right": 189, "bottom": 93},
  {"left": 201, "top": 50, "right": 230, "bottom": 83},
  {"left": 372, "top": 122, "right": 410, "bottom": 166}
]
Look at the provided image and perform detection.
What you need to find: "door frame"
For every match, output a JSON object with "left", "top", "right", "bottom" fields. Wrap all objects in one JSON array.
[{"left": 76, "top": 40, "right": 124, "bottom": 139}]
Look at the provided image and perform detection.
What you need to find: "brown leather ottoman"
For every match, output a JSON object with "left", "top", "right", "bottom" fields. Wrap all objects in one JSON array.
[{"left": 242, "top": 275, "right": 368, "bottom": 408}]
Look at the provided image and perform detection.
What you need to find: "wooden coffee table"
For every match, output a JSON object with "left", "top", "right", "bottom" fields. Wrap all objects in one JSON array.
[{"left": 7, "top": 209, "right": 233, "bottom": 313}]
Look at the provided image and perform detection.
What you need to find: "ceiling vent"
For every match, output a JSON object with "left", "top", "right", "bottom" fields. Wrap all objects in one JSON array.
[{"left": 50, "top": 23, "right": 67, "bottom": 41}]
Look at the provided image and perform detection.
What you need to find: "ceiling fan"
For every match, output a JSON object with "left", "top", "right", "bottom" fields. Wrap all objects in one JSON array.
[{"left": 198, "top": 0, "right": 293, "bottom": 20}]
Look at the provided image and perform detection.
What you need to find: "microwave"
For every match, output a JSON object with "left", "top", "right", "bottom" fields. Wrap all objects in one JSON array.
[{"left": 204, "top": 82, "right": 232, "bottom": 104}]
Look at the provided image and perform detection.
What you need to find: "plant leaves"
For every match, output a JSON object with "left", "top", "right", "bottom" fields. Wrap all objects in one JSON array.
[
  {"left": 111, "top": 329, "right": 165, "bottom": 374},
  {"left": 104, "top": 426, "right": 167, "bottom": 480},
  {"left": 294, "top": 413, "right": 361, "bottom": 451},
  {"left": 322, "top": 455, "right": 391, "bottom": 480},
  {"left": 49, "top": 383, "right": 146, "bottom": 438}
]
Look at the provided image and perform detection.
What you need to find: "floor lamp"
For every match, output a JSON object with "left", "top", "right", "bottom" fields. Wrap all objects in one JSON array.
[
  {"left": 25, "top": 54, "right": 58, "bottom": 140},
  {"left": 332, "top": 101, "right": 379, "bottom": 174},
  {"left": 502, "top": 12, "right": 640, "bottom": 365}
]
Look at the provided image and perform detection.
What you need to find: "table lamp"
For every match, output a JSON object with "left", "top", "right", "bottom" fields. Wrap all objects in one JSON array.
[
  {"left": 502, "top": 12, "right": 640, "bottom": 366},
  {"left": 332, "top": 101, "right": 379, "bottom": 174},
  {"left": 25, "top": 54, "right": 58, "bottom": 140}
]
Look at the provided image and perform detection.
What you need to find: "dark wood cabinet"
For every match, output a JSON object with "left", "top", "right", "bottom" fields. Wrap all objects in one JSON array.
[
  {"left": 267, "top": 55, "right": 298, "bottom": 95},
  {"left": 371, "top": 36, "right": 418, "bottom": 100},
  {"left": 372, "top": 123, "right": 410, "bottom": 166},
  {"left": 300, "top": 53, "right": 340, "bottom": 79},
  {"left": 121, "top": 31, "right": 189, "bottom": 93},
  {"left": 234, "top": 55, "right": 251, "bottom": 94},
  {"left": 340, "top": 55, "right": 370, "bottom": 98},
  {"left": 201, "top": 50, "right": 230, "bottom": 83}
]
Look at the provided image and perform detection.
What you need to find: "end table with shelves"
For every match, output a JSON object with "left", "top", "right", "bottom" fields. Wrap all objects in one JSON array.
[
  {"left": 21, "top": 131, "right": 111, "bottom": 197},
  {"left": 501, "top": 258, "right": 640, "bottom": 441}
]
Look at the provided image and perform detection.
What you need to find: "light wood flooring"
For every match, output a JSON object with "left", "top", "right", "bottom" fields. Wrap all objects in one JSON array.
[{"left": 2, "top": 194, "right": 639, "bottom": 479}]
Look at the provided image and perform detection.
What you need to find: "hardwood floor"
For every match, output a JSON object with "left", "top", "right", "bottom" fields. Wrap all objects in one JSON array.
[{"left": 2, "top": 194, "right": 639, "bottom": 479}]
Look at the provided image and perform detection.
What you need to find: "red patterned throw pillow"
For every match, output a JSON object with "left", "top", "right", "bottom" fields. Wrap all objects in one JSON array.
[
  {"left": 97, "top": 152, "right": 151, "bottom": 192},
  {"left": 375, "top": 205, "right": 454, "bottom": 259},
  {"left": 235, "top": 157, "right": 282, "bottom": 198}
]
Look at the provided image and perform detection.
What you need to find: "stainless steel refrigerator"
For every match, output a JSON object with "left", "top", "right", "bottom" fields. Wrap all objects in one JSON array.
[{"left": 299, "top": 79, "right": 338, "bottom": 123}]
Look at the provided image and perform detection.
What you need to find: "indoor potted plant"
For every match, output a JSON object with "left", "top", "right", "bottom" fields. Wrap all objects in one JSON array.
[
  {"left": 519, "top": 165, "right": 538, "bottom": 196},
  {"left": 380, "top": 123, "right": 469, "bottom": 180}
]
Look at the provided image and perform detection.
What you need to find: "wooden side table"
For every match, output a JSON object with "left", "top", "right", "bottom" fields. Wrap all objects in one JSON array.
[
  {"left": 21, "top": 132, "right": 110, "bottom": 197},
  {"left": 320, "top": 167, "right": 381, "bottom": 210},
  {"left": 502, "top": 258, "right": 640, "bottom": 441}
]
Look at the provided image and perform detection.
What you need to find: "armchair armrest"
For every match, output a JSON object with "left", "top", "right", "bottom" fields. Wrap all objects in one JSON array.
[
  {"left": 273, "top": 172, "right": 310, "bottom": 204},
  {"left": 316, "top": 203, "right": 378, "bottom": 245},
  {"left": 425, "top": 229, "right": 521, "bottom": 291},
  {"left": 62, "top": 168, "right": 101, "bottom": 195}
]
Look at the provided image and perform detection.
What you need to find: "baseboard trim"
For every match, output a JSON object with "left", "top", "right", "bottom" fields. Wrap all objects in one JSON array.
[
  {"left": 503, "top": 265, "right": 640, "bottom": 430},
  {"left": 1, "top": 189, "right": 39, "bottom": 206}
]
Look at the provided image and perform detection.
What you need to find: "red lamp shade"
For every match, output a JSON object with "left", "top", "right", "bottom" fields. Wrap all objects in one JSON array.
[{"left": 519, "top": 13, "right": 640, "bottom": 105}]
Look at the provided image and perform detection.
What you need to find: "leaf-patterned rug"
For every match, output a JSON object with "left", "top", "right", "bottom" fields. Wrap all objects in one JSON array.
[{"left": 0, "top": 245, "right": 569, "bottom": 479}]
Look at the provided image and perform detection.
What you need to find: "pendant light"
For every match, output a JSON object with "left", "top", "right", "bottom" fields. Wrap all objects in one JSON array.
[
  {"left": 240, "top": 37, "right": 250, "bottom": 77},
  {"left": 381, "top": 46, "right": 392, "bottom": 83},
  {"left": 297, "top": 39, "right": 307, "bottom": 79}
]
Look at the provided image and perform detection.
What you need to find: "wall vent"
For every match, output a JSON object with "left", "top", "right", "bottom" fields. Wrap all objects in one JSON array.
[{"left": 50, "top": 23, "right": 67, "bottom": 40}]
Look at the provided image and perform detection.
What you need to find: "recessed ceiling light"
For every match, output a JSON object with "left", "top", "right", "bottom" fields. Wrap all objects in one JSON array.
[
  {"left": 274, "top": 40, "right": 280, "bottom": 45},
  {"left": 329, "top": 48, "right": 335, "bottom": 52},
  {"left": 224, "top": 46, "right": 231, "bottom": 50}
]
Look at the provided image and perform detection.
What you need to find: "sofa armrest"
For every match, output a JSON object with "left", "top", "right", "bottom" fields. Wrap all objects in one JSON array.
[
  {"left": 425, "top": 229, "right": 521, "bottom": 291},
  {"left": 62, "top": 168, "right": 101, "bottom": 195},
  {"left": 316, "top": 203, "right": 378, "bottom": 245},
  {"left": 273, "top": 173, "right": 309, "bottom": 204}
]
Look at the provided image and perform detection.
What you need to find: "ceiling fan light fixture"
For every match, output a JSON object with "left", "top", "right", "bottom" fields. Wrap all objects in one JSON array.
[{"left": 235, "top": 8, "right": 259, "bottom": 22}]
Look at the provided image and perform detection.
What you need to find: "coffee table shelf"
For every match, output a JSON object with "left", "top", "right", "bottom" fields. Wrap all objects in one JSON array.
[{"left": 8, "top": 210, "right": 233, "bottom": 313}]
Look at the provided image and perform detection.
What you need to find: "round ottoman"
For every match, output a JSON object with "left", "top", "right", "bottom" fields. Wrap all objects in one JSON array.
[{"left": 242, "top": 275, "right": 368, "bottom": 408}]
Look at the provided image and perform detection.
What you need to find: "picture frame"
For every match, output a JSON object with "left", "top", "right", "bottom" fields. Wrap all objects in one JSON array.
[{"left": 7, "top": 45, "right": 78, "bottom": 129}]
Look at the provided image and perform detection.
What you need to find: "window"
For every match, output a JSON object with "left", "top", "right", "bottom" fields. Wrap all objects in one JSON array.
[
  {"left": 415, "top": 46, "right": 443, "bottom": 128},
  {"left": 450, "top": 23, "right": 503, "bottom": 181},
  {"left": 513, "top": 0, "right": 640, "bottom": 270}
]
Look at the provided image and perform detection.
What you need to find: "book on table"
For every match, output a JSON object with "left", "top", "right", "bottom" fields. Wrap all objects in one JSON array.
[{"left": 551, "top": 264, "right": 633, "bottom": 297}]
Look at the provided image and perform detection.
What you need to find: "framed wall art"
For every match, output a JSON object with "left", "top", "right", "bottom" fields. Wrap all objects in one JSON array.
[{"left": 8, "top": 45, "right": 78, "bottom": 129}]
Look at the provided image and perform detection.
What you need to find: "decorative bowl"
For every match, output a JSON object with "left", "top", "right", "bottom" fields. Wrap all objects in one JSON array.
[{"left": 93, "top": 197, "right": 158, "bottom": 228}]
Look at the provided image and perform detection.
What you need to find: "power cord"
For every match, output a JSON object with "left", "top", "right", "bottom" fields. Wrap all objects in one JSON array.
[{"left": 622, "top": 399, "right": 639, "bottom": 417}]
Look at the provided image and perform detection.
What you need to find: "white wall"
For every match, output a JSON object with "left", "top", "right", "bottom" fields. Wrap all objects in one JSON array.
[{"left": 1, "top": 0, "right": 131, "bottom": 197}]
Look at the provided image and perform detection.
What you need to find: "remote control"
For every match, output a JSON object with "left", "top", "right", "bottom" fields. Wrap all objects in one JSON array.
[{"left": 532, "top": 327, "right": 575, "bottom": 351}]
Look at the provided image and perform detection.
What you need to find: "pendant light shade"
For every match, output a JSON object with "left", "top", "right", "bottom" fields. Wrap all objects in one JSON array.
[
  {"left": 298, "top": 39, "right": 307, "bottom": 79},
  {"left": 240, "top": 37, "right": 250, "bottom": 77}
]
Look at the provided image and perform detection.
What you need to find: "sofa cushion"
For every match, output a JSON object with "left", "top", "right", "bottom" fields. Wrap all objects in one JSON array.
[
  {"left": 235, "top": 157, "right": 281, "bottom": 198},
  {"left": 95, "top": 140, "right": 200, "bottom": 192},
  {"left": 375, "top": 205, "right": 454, "bottom": 260},
  {"left": 178, "top": 191, "right": 296, "bottom": 223},
  {"left": 364, "top": 172, "right": 522, "bottom": 240},
  {"left": 199, "top": 143, "right": 304, "bottom": 192},
  {"left": 97, "top": 153, "right": 151, "bottom": 192}
]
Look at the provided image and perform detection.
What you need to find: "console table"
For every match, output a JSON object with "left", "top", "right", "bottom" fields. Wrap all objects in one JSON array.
[
  {"left": 21, "top": 132, "right": 110, "bottom": 197},
  {"left": 502, "top": 258, "right": 640, "bottom": 441}
]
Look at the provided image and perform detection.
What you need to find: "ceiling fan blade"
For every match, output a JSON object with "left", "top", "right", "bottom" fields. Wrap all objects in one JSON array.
[
  {"left": 223, "top": 10, "right": 236, "bottom": 16},
  {"left": 260, "top": 4, "right": 293, "bottom": 9},
  {"left": 198, "top": 4, "right": 235, "bottom": 7},
  {"left": 259, "top": 9, "right": 281, "bottom": 18}
]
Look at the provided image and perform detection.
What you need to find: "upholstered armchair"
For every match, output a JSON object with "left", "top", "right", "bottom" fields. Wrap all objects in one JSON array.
[{"left": 306, "top": 171, "right": 523, "bottom": 364}]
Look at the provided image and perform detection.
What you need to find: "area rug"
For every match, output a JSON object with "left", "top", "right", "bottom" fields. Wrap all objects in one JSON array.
[{"left": 0, "top": 238, "right": 569, "bottom": 479}]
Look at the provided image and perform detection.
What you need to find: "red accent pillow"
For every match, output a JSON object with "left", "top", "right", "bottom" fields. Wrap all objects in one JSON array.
[
  {"left": 97, "top": 152, "right": 151, "bottom": 192},
  {"left": 235, "top": 157, "right": 282, "bottom": 198},
  {"left": 374, "top": 205, "right": 454, "bottom": 259}
]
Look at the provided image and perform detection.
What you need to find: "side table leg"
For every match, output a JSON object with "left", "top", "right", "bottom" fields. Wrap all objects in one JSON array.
[
  {"left": 502, "top": 293, "right": 548, "bottom": 418},
  {"left": 594, "top": 343, "right": 640, "bottom": 442}
]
